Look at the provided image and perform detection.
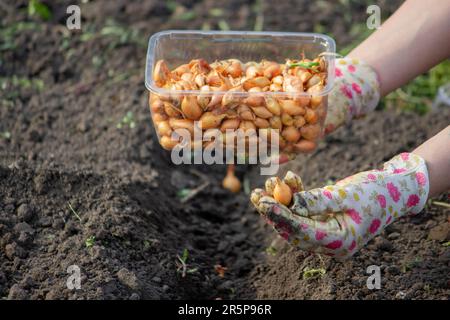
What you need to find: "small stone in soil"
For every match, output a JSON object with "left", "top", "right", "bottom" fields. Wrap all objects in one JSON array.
[
  {"left": 5, "top": 204, "right": 15, "bottom": 215},
  {"left": 17, "top": 232, "right": 33, "bottom": 246},
  {"left": 14, "top": 222, "right": 34, "bottom": 234},
  {"left": 424, "top": 220, "right": 437, "bottom": 230},
  {"left": 328, "top": 283, "right": 337, "bottom": 294},
  {"left": 129, "top": 293, "right": 140, "bottom": 300},
  {"left": 409, "top": 282, "right": 423, "bottom": 293},
  {"left": 33, "top": 174, "right": 47, "bottom": 194},
  {"left": 20, "top": 275, "right": 35, "bottom": 289},
  {"left": 5, "top": 242, "right": 27, "bottom": 259},
  {"left": 374, "top": 238, "right": 393, "bottom": 252},
  {"left": 386, "top": 265, "right": 400, "bottom": 275},
  {"left": 117, "top": 268, "right": 141, "bottom": 291},
  {"left": 152, "top": 276, "right": 161, "bottom": 283},
  {"left": 395, "top": 291, "right": 406, "bottom": 299},
  {"left": 8, "top": 284, "right": 28, "bottom": 300},
  {"left": 387, "top": 232, "right": 400, "bottom": 240},
  {"left": 76, "top": 120, "right": 90, "bottom": 133},
  {"left": 17, "top": 204, "right": 34, "bottom": 222},
  {"left": 428, "top": 223, "right": 449, "bottom": 241},
  {"left": 38, "top": 216, "right": 52, "bottom": 227},
  {"left": 89, "top": 245, "right": 105, "bottom": 259},
  {"left": 13, "top": 257, "right": 22, "bottom": 269},
  {"left": 385, "top": 224, "right": 401, "bottom": 234}
]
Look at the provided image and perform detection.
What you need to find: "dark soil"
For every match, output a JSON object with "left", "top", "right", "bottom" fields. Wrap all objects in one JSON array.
[{"left": 0, "top": 0, "right": 448, "bottom": 300}]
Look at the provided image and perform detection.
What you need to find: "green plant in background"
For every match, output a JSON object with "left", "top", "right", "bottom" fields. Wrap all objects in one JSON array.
[
  {"left": 265, "top": 246, "right": 277, "bottom": 256},
  {"left": 91, "top": 55, "right": 104, "bottom": 69},
  {"left": 401, "top": 256, "right": 422, "bottom": 273},
  {"left": 176, "top": 248, "right": 198, "bottom": 277},
  {"left": 0, "top": 76, "right": 45, "bottom": 101},
  {"left": 166, "top": 1, "right": 197, "bottom": 21},
  {"left": 0, "top": 131, "right": 11, "bottom": 140},
  {"left": 201, "top": 22, "right": 211, "bottom": 31},
  {"left": 252, "top": 0, "right": 264, "bottom": 31},
  {"left": 0, "top": 76, "right": 44, "bottom": 91},
  {"left": 28, "top": 0, "right": 52, "bottom": 21},
  {"left": 165, "top": 0, "right": 178, "bottom": 13},
  {"left": 176, "top": 188, "right": 191, "bottom": 201},
  {"left": 117, "top": 111, "right": 136, "bottom": 129},
  {"left": 0, "top": 22, "right": 40, "bottom": 51},
  {"left": 143, "top": 238, "right": 159, "bottom": 251},
  {"left": 175, "top": 10, "right": 197, "bottom": 21},
  {"left": 143, "top": 240, "right": 151, "bottom": 250},
  {"left": 243, "top": 176, "right": 251, "bottom": 195},
  {"left": 384, "top": 60, "right": 450, "bottom": 115},
  {"left": 218, "top": 20, "right": 230, "bottom": 31},
  {"left": 79, "top": 24, "right": 98, "bottom": 42},
  {"left": 85, "top": 236, "right": 96, "bottom": 248},
  {"left": 302, "top": 267, "right": 326, "bottom": 280},
  {"left": 100, "top": 20, "right": 146, "bottom": 49},
  {"left": 0, "top": 75, "right": 44, "bottom": 91},
  {"left": 209, "top": 8, "right": 224, "bottom": 18}
]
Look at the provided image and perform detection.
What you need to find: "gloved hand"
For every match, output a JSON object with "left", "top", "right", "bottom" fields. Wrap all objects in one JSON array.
[
  {"left": 324, "top": 57, "right": 380, "bottom": 134},
  {"left": 251, "top": 153, "right": 429, "bottom": 260}
]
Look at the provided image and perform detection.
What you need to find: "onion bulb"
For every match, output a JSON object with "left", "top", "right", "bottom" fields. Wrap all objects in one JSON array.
[
  {"left": 223, "top": 165, "right": 241, "bottom": 193},
  {"left": 273, "top": 178, "right": 292, "bottom": 206}
]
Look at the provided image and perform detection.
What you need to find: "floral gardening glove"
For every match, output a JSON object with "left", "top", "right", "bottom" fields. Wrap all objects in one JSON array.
[
  {"left": 324, "top": 57, "right": 380, "bottom": 135},
  {"left": 251, "top": 153, "right": 429, "bottom": 260}
]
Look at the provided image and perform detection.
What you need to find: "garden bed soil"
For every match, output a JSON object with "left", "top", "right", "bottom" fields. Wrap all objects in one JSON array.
[{"left": 0, "top": 0, "right": 448, "bottom": 299}]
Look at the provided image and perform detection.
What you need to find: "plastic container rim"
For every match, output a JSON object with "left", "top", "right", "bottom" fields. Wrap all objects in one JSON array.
[{"left": 145, "top": 30, "right": 336, "bottom": 97}]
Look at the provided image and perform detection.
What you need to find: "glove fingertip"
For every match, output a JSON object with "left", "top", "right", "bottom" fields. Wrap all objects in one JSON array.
[
  {"left": 283, "top": 170, "right": 305, "bottom": 192},
  {"left": 256, "top": 196, "right": 279, "bottom": 216}
]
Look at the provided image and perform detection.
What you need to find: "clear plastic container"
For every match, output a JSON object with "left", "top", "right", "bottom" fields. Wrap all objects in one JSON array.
[{"left": 145, "top": 30, "right": 335, "bottom": 154}]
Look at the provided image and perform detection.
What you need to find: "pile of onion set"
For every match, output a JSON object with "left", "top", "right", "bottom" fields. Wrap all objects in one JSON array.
[{"left": 149, "top": 55, "right": 328, "bottom": 155}]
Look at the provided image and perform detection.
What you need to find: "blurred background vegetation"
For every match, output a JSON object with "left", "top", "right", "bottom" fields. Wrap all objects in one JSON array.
[{"left": 1, "top": 0, "right": 449, "bottom": 116}]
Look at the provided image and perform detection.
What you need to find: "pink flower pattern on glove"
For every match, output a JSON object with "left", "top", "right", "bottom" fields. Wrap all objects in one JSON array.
[
  {"left": 346, "top": 209, "right": 362, "bottom": 224},
  {"left": 416, "top": 172, "right": 427, "bottom": 186},
  {"left": 387, "top": 183, "right": 401, "bottom": 202},
  {"left": 369, "top": 219, "right": 381, "bottom": 234},
  {"left": 351, "top": 82, "right": 362, "bottom": 94},
  {"left": 323, "top": 190, "right": 333, "bottom": 199},
  {"left": 377, "top": 195, "right": 387, "bottom": 208},
  {"left": 407, "top": 194, "right": 420, "bottom": 207},
  {"left": 341, "top": 85, "right": 353, "bottom": 99}
]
